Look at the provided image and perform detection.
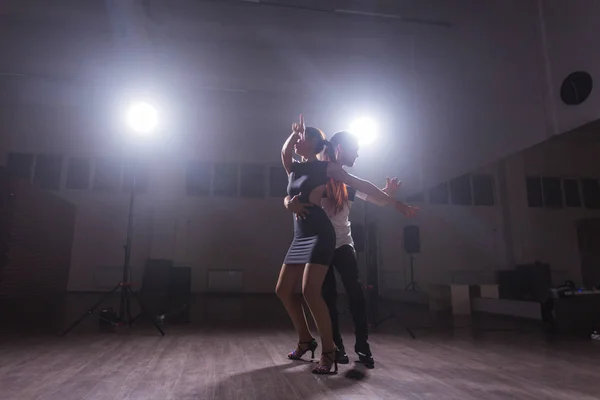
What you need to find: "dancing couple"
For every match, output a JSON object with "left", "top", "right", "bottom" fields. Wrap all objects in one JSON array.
[{"left": 275, "top": 115, "right": 417, "bottom": 374}]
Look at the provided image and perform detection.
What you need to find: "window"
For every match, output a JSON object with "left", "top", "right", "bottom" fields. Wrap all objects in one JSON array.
[
  {"left": 213, "top": 163, "right": 238, "bottom": 197},
  {"left": 93, "top": 159, "right": 121, "bottom": 191},
  {"left": 186, "top": 161, "right": 211, "bottom": 196},
  {"left": 33, "top": 155, "right": 63, "bottom": 190},
  {"left": 240, "top": 164, "right": 265, "bottom": 198},
  {"left": 526, "top": 177, "right": 543, "bottom": 207},
  {"left": 563, "top": 179, "right": 581, "bottom": 207},
  {"left": 472, "top": 175, "right": 495, "bottom": 206},
  {"left": 428, "top": 182, "right": 449, "bottom": 204},
  {"left": 581, "top": 178, "right": 600, "bottom": 209},
  {"left": 542, "top": 177, "right": 563, "bottom": 208},
  {"left": 122, "top": 162, "right": 149, "bottom": 193},
  {"left": 6, "top": 153, "right": 34, "bottom": 181},
  {"left": 65, "top": 158, "right": 91, "bottom": 190},
  {"left": 450, "top": 175, "right": 472, "bottom": 205},
  {"left": 269, "top": 166, "right": 288, "bottom": 197}
]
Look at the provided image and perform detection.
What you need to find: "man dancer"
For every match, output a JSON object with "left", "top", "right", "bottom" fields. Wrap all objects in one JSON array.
[{"left": 284, "top": 131, "right": 417, "bottom": 367}]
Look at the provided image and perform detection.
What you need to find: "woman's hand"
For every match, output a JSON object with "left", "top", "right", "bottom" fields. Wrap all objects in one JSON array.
[
  {"left": 291, "top": 114, "right": 305, "bottom": 142},
  {"left": 292, "top": 114, "right": 305, "bottom": 134},
  {"left": 283, "top": 114, "right": 305, "bottom": 174}
]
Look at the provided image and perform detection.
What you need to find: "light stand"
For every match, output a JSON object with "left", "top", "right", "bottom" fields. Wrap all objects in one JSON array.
[
  {"left": 404, "top": 254, "right": 420, "bottom": 291},
  {"left": 62, "top": 161, "right": 165, "bottom": 336},
  {"left": 363, "top": 202, "right": 415, "bottom": 339}
]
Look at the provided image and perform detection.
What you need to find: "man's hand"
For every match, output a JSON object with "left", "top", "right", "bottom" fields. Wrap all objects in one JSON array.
[
  {"left": 383, "top": 177, "right": 401, "bottom": 196},
  {"left": 285, "top": 194, "right": 312, "bottom": 219},
  {"left": 395, "top": 201, "right": 419, "bottom": 218}
]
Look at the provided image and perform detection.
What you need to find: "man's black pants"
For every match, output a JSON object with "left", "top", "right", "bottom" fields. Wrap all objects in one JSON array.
[{"left": 321, "top": 244, "right": 368, "bottom": 349}]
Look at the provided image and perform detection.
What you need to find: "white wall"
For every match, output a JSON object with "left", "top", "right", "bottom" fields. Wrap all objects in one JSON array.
[
  {"left": 63, "top": 193, "right": 294, "bottom": 293},
  {"left": 2, "top": 107, "right": 600, "bottom": 293},
  {"left": 376, "top": 124, "right": 600, "bottom": 293},
  {"left": 2, "top": 0, "right": 600, "bottom": 293},
  {"left": 376, "top": 165, "right": 505, "bottom": 293},
  {"left": 3, "top": 0, "right": 600, "bottom": 191},
  {"left": 501, "top": 131, "right": 600, "bottom": 285},
  {"left": 0, "top": 105, "right": 296, "bottom": 292}
]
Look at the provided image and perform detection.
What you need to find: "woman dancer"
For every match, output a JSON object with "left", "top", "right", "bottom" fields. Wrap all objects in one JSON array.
[
  {"left": 276, "top": 115, "right": 410, "bottom": 374},
  {"left": 284, "top": 131, "right": 417, "bottom": 368}
]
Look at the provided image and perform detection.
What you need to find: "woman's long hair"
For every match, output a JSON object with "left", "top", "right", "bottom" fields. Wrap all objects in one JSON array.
[{"left": 322, "top": 132, "right": 355, "bottom": 214}]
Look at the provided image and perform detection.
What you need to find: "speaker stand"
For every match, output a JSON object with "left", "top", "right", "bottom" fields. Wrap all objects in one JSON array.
[
  {"left": 404, "top": 254, "right": 420, "bottom": 291},
  {"left": 362, "top": 203, "right": 415, "bottom": 339},
  {"left": 369, "top": 291, "right": 416, "bottom": 339}
]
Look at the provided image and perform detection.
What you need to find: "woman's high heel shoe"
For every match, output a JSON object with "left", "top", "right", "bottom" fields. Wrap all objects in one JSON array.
[
  {"left": 288, "top": 339, "right": 318, "bottom": 360},
  {"left": 312, "top": 350, "right": 338, "bottom": 375}
]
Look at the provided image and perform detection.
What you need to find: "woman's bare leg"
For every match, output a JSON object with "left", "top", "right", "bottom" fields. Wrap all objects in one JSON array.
[
  {"left": 276, "top": 263, "right": 312, "bottom": 342},
  {"left": 302, "top": 263, "right": 336, "bottom": 364}
]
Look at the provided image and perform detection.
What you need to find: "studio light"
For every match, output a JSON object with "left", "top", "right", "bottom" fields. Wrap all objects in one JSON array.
[
  {"left": 349, "top": 117, "right": 377, "bottom": 145},
  {"left": 63, "top": 99, "right": 165, "bottom": 337},
  {"left": 126, "top": 102, "right": 158, "bottom": 134}
]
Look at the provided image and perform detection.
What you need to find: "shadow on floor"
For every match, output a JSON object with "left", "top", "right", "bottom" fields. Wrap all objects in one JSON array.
[{"left": 180, "top": 360, "right": 366, "bottom": 400}]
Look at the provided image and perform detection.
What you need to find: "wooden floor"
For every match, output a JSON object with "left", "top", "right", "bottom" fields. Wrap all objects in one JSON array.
[{"left": 1, "top": 295, "right": 600, "bottom": 399}]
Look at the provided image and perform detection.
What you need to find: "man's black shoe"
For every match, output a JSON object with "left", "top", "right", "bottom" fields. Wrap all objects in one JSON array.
[
  {"left": 355, "top": 342, "right": 374, "bottom": 368},
  {"left": 336, "top": 347, "right": 350, "bottom": 364}
]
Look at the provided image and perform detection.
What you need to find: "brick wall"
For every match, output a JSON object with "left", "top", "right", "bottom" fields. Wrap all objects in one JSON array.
[{"left": 0, "top": 166, "right": 76, "bottom": 298}]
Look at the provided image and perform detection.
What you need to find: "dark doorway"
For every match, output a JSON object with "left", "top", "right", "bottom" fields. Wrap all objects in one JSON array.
[{"left": 577, "top": 219, "right": 600, "bottom": 288}]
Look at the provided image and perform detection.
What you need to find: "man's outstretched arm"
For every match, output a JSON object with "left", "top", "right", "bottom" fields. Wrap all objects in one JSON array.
[
  {"left": 357, "top": 177, "right": 418, "bottom": 217},
  {"left": 358, "top": 177, "right": 401, "bottom": 206}
]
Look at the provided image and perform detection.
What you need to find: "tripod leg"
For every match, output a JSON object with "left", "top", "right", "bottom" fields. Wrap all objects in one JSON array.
[
  {"left": 62, "top": 283, "right": 121, "bottom": 336},
  {"left": 125, "top": 286, "right": 133, "bottom": 328},
  {"left": 373, "top": 314, "right": 394, "bottom": 326},
  {"left": 128, "top": 287, "right": 165, "bottom": 336},
  {"left": 373, "top": 296, "right": 416, "bottom": 339}
]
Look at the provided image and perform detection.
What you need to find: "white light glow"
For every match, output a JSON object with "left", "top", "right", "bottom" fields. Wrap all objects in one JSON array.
[
  {"left": 126, "top": 102, "right": 158, "bottom": 134},
  {"left": 349, "top": 117, "right": 377, "bottom": 145}
]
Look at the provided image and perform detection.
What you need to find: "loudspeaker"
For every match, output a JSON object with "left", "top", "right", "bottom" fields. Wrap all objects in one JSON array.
[
  {"left": 497, "top": 270, "right": 521, "bottom": 299},
  {"left": 168, "top": 267, "right": 191, "bottom": 323},
  {"left": 517, "top": 262, "right": 552, "bottom": 302},
  {"left": 140, "top": 260, "right": 191, "bottom": 323},
  {"left": 497, "top": 262, "right": 552, "bottom": 301},
  {"left": 140, "top": 259, "right": 173, "bottom": 315},
  {"left": 403, "top": 225, "right": 420, "bottom": 254}
]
